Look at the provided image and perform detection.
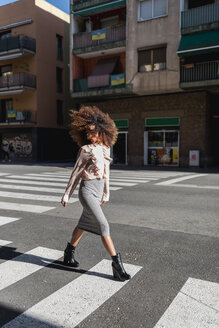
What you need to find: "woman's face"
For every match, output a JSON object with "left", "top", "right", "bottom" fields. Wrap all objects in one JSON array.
[{"left": 87, "top": 125, "right": 100, "bottom": 144}]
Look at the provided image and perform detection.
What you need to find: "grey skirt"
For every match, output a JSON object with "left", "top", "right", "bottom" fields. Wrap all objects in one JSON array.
[{"left": 77, "top": 178, "right": 110, "bottom": 236}]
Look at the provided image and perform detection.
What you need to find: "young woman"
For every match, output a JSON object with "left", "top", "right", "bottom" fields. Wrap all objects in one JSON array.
[{"left": 61, "top": 106, "right": 131, "bottom": 282}]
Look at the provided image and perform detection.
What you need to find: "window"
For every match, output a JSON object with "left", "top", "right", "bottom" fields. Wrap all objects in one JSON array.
[
  {"left": 138, "top": 47, "right": 166, "bottom": 72},
  {"left": 0, "top": 65, "right": 12, "bottom": 77},
  {"left": 57, "top": 100, "right": 63, "bottom": 126},
  {"left": 56, "top": 34, "right": 63, "bottom": 61},
  {"left": 138, "top": 0, "right": 168, "bottom": 21},
  {"left": 0, "top": 30, "right": 11, "bottom": 40},
  {"left": 56, "top": 67, "right": 63, "bottom": 93}
]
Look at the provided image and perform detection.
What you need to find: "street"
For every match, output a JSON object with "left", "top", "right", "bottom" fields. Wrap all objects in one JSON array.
[{"left": 0, "top": 164, "right": 218, "bottom": 328}]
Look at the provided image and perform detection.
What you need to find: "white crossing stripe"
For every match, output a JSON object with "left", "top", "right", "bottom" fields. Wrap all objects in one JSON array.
[
  {"left": 163, "top": 183, "right": 219, "bottom": 190},
  {"left": 0, "top": 178, "right": 67, "bottom": 187},
  {"left": 153, "top": 278, "right": 219, "bottom": 328},
  {"left": 0, "top": 191, "right": 77, "bottom": 203},
  {"left": 0, "top": 181, "right": 121, "bottom": 192},
  {"left": 3, "top": 259, "right": 142, "bottom": 328},
  {"left": 0, "top": 202, "right": 55, "bottom": 213},
  {"left": 156, "top": 174, "right": 208, "bottom": 186},
  {"left": 0, "top": 173, "right": 9, "bottom": 176},
  {"left": 8, "top": 175, "right": 69, "bottom": 182},
  {"left": 110, "top": 178, "right": 149, "bottom": 183},
  {"left": 109, "top": 181, "right": 137, "bottom": 186},
  {"left": 0, "top": 239, "right": 12, "bottom": 247},
  {"left": 0, "top": 247, "right": 63, "bottom": 292},
  {"left": 0, "top": 216, "right": 20, "bottom": 226}
]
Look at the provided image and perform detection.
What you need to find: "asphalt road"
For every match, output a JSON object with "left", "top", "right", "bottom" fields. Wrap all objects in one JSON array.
[{"left": 0, "top": 164, "right": 218, "bottom": 328}]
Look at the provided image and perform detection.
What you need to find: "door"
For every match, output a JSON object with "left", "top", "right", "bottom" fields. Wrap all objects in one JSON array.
[{"left": 111, "top": 131, "right": 128, "bottom": 165}]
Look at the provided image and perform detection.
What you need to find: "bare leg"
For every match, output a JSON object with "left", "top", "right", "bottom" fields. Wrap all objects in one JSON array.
[
  {"left": 101, "top": 235, "right": 117, "bottom": 256},
  {"left": 70, "top": 227, "right": 84, "bottom": 247}
]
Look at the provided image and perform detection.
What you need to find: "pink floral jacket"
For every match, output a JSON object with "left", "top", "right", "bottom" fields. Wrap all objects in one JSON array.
[{"left": 61, "top": 144, "right": 112, "bottom": 203}]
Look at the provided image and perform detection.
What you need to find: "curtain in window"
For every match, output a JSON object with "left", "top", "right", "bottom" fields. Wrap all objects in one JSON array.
[
  {"left": 154, "top": 0, "right": 167, "bottom": 17},
  {"left": 139, "top": 0, "right": 152, "bottom": 20}
]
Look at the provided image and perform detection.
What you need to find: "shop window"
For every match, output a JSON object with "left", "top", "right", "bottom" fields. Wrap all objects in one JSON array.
[
  {"left": 56, "top": 67, "right": 63, "bottom": 93},
  {"left": 138, "top": 47, "right": 166, "bottom": 72},
  {"left": 57, "top": 100, "right": 63, "bottom": 126},
  {"left": 56, "top": 34, "right": 63, "bottom": 61},
  {"left": 138, "top": 0, "right": 168, "bottom": 21},
  {"left": 146, "top": 130, "right": 179, "bottom": 166}
]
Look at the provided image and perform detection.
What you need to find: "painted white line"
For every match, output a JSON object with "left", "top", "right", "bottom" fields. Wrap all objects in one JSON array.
[
  {"left": 0, "top": 182, "right": 121, "bottom": 193},
  {"left": 110, "top": 178, "right": 149, "bottom": 183},
  {"left": 0, "top": 178, "right": 67, "bottom": 187},
  {"left": 3, "top": 259, "right": 142, "bottom": 328},
  {"left": 8, "top": 175, "right": 69, "bottom": 182},
  {"left": 154, "top": 278, "right": 219, "bottom": 328},
  {"left": 0, "top": 202, "right": 55, "bottom": 213},
  {"left": 0, "top": 216, "right": 20, "bottom": 227},
  {"left": 0, "top": 173, "right": 9, "bottom": 176},
  {"left": 0, "top": 239, "right": 12, "bottom": 247},
  {"left": 156, "top": 174, "right": 208, "bottom": 186},
  {"left": 110, "top": 181, "right": 137, "bottom": 186},
  {"left": 164, "top": 183, "right": 219, "bottom": 190},
  {"left": 0, "top": 247, "right": 63, "bottom": 292},
  {"left": 0, "top": 191, "right": 77, "bottom": 203},
  {"left": 0, "top": 183, "right": 65, "bottom": 194}
]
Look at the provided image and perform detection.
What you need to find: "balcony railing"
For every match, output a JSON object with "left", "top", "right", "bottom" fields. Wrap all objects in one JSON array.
[
  {"left": 0, "top": 73, "right": 36, "bottom": 89},
  {"left": 74, "top": 73, "right": 126, "bottom": 92},
  {"left": 0, "top": 110, "right": 37, "bottom": 125},
  {"left": 181, "top": 3, "right": 219, "bottom": 29},
  {"left": 73, "top": 24, "right": 126, "bottom": 50},
  {"left": 180, "top": 60, "right": 219, "bottom": 83},
  {"left": 0, "top": 35, "right": 36, "bottom": 54},
  {"left": 72, "top": 0, "right": 121, "bottom": 10}
]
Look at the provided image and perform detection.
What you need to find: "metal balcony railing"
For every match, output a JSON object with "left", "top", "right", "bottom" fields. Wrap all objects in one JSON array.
[
  {"left": 73, "top": 0, "right": 119, "bottom": 8},
  {"left": 73, "top": 24, "right": 126, "bottom": 49},
  {"left": 0, "top": 35, "right": 36, "bottom": 53},
  {"left": 180, "top": 60, "right": 219, "bottom": 83},
  {"left": 181, "top": 3, "right": 219, "bottom": 29},
  {"left": 0, "top": 73, "right": 36, "bottom": 89},
  {"left": 0, "top": 110, "right": 37, "bottom": 125}
]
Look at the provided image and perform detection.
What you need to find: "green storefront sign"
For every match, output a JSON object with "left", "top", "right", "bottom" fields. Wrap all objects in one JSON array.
[
  {"left": 114, "top": 119, "right": 128, "bottom": 128},
  {"left": 145, "top": 117, "right": 180, "bottom": 127}
]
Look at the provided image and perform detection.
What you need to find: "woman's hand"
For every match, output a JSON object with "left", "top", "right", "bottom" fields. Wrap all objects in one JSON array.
[
  {"left": 100, "top": 200, "right": 106, "bottom": 206},
  {"left": 61, "top": 200, "right": 67, "bottom": 207}
]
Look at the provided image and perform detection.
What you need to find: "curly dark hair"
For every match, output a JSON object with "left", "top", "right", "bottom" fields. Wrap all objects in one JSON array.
[{"left": 69, "top": 106, "right": 118, "bottom": 148}]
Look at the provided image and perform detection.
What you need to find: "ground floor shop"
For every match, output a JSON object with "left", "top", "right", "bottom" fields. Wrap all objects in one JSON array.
[{"left": 88, "top": 91, "right": 219, "bottom": 167}]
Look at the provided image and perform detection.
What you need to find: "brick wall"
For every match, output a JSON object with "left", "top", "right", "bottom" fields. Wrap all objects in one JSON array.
[{"left": 87, "top": 91, "right": 209, "bottom": 167}]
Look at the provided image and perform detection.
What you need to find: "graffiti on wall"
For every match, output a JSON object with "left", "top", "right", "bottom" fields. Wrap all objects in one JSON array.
[{"left": 1, "top": 134, "right": 32, "bottom": 158}]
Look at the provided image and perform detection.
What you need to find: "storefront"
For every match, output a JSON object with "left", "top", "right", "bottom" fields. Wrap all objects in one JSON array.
[
  {"left": 111, "top": 119, "right": 128, "bottom": 165},
  {"left": 144, "top": 117, "right": 180, "bottom": 166}
]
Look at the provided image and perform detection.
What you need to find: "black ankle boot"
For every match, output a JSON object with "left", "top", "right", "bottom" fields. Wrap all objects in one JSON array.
[
  {"left": 111, "top": 253, "right": 131, "bottom": 281},
  {"left": 64, "top": 243, "right": 79, "bottom": 267}
]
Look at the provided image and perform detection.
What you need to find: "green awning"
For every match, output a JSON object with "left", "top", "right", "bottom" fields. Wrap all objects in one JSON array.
[
  {"left": 145, "top": 117, "right": 180, "bottom": 127},
  {"left": 177, "top": 30, "right": 219, "bottom": 57},
  {"left": 114, "top": 119, "right": 128, "bottom": 128},
  {"left": 74, "top": 0, "right": 126, "bottom": 16}
]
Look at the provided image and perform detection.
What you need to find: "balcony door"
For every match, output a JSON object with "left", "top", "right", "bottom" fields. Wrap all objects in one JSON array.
[
  {"left": 0, "top": 65, "right": 12, "bottom": 77},
  {"left": 0, "top": 99, "right": 12, "bottom": 123}
]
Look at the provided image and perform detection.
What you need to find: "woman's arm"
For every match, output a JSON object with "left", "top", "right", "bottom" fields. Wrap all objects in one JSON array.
[
  {"left": 61, "top": 148, "right": 88, "bottom": 205},
  {"left": 101, "top": 147, "right": 112, "bottom": 204}
]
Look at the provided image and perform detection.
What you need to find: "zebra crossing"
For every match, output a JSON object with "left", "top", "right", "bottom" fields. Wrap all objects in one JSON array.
[
  {"left": 0, "top": 169, "right": 191, "bottom": 217},
  {"left": 0, "top": 240, "right": 142, "bottom": 328}
]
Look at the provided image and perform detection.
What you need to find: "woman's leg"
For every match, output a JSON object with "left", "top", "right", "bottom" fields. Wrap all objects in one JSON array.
[
  {"left": 101, "top": 235, "right": 116, "bottom": 256},
  {"left": 70, "top": 227, "right": 84, "bottom": 247}
]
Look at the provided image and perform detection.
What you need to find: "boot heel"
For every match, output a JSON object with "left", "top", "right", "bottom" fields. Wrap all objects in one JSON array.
[{"left": 112, "top": 266, "right": 125, "bottom": 282}]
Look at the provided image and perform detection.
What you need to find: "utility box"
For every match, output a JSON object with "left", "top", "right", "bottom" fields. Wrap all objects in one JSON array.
[{"left": 189, "top": 150, "right": 200, "bottom": 166}]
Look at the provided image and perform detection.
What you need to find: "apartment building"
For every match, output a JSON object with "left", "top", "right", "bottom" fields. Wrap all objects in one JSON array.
[
  {"left": 0, "top": 0, "right": 74, "bottom": 162},
  {"left": 70, "top": 0, "right": 219, "bottom": 167}
]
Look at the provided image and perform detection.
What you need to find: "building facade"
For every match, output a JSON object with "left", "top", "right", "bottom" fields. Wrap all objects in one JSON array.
[
  {"left": 0, "top": 0, "right": 76, "bottom": 162},
  {"left": 70, "top": 0, "right": 219, "bottom": 167}
]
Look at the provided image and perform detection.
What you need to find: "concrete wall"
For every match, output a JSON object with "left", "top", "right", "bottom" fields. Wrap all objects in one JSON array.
[{"left": 126, "top": 0, "right": 181, "bottom": 95}]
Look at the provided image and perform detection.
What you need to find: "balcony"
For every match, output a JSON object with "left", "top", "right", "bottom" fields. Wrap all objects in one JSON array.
[
  {"left": 180, "top": 60, "right": 219, "bottom": 89},
  {"left": 73, "top": 24, "right": 126, "bottom": 55},
  {"left": 72, "top": 73, "right": 133, "bottom": 98},
  {"left": 181, "top": 3, "right": 219, "bottom": 34},
  {"left": 0, "top": 110, "right": 37, "bottom": 126},
  {"left": 72, "top": 0, "right": 126, "bottom": 13},
  {"left": 0, "top": 73, "right": 36, "bottom": 95},
  {"left": 0, "top": 35, "right": 36, "bottom": 61}
]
